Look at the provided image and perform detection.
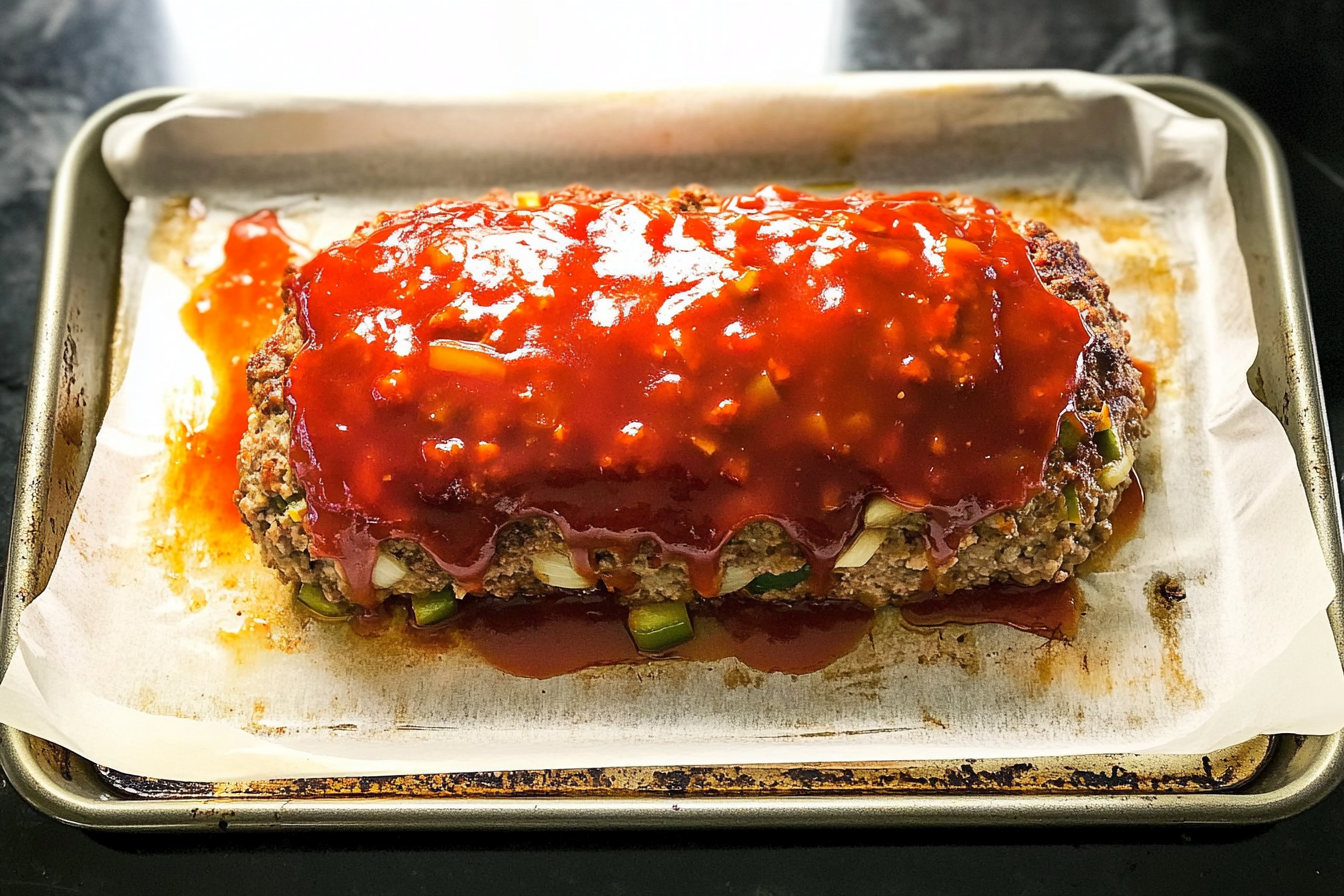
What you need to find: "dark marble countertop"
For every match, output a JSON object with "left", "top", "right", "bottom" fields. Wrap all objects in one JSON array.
[{"left": 1, "top": 1, "right": 1341, "bottom": 892}]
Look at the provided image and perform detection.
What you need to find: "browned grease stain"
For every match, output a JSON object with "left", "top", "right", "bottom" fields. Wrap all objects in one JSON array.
[
  {"left": 148, "top": 196, "right": 206, "bottom": 287},
  {"left": 722, "top": 664, "right": 762, "bottom": 689},
  {"left": 1031, "top": 641, "right": 1115, "bottom": 699},
  {"left": 1117, "top": 253, "right": 1182, "bottom": 364},
  {"left": 1145, "top": 572, "right": 1202, "bottom": 703},
  {"left": 910, "top": 629, "right": 984, "bottom": 676},
  {"left": 245, "top": 698, "right": 288, "bottom": 737},
  {"left": 921, "top": 709, "right": 948, "bottom": 729}
]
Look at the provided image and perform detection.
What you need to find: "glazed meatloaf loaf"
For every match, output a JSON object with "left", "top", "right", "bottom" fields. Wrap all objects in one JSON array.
[{"left": 236, "top": 184, "right": 1146, "bottom": 619}]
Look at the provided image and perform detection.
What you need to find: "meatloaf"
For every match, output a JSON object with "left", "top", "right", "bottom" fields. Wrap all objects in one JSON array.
[{"left": 236, "top": 185, "right": 1146, "bottom": 614}]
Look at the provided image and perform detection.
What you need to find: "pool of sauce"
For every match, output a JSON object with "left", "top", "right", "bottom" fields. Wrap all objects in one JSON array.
[
  {"left": 410, "top": 593, "right": 876, "bottom": 678},
  {"left": 285, "top": 186, "right": 1093, "bottom": 606},
  {"left": 161, "top": 210, "right": 295, "bottom": 544},
  {"left": 899, "top": 580, "right": 1082, "bottom": 641},
  {"left": 410, "top": 581, "right": 1092, "bottom": 679}
]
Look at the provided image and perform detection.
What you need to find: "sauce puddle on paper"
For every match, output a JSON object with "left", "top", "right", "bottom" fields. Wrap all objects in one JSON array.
[
  {"left": 398, "top": 587, "right": 1088, "bottom": 680},
  {"left": 900, "top": 581, "right": 1082, "bottom": 641},
  {"left": 403, "top": 593, "right": 876, "bottom": 678},
  {"left": 150, "top": 208, "right": 297, "bottom": 615}
]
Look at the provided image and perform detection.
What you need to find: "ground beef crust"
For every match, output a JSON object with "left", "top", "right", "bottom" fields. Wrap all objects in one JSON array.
[{"left": 235, "top": 187, "right": 1146, "bottom": 607}]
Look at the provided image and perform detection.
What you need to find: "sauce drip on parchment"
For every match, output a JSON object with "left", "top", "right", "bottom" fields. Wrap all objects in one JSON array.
[
  {"left": 159, "top": 210, "right": 295, "bottom": 559},
  {"left": 284, "top": 186, "right": 1093, "bottom": 605},
  {"left": 409, "top": 587, "right": 1082, "bottom": 679},
  {"left": 900, "top": 581, "right": 1082, "bottom": 641}
]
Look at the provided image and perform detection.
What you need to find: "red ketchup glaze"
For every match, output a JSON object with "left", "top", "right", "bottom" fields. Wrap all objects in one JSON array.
[
  {"left": 284, "top": 186, "right": 1092, "bottom": 607},
  {"left": 172, "top": 211, "right": 294, "bottom": 536}
]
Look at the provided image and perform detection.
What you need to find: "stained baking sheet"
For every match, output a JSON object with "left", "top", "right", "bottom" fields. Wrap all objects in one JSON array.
[{"left": 1, "top": 73, "right": 1342, "bottom": 782}]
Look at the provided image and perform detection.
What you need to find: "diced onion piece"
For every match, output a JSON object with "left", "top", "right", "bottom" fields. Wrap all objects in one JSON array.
[
  {"left": 1097, "top": 448, "right": 1136, "bottom": 490},
  {"left": 718, "top": 566, "right": 757, "bottom": 595},
  {"left": 531, "top": 552, "right": 597, "bottom": 589},
  {"left": 427, "top": 339, "right": 508, "bottom": 379},
  {"left": 371, "top": 551, "right": 410, "bottom": 589},
  {"left": 863, "top": 495, "right": 908, "bottom": 528},
  {"left": 744, "top": 371, "right": 781, "bottom": 412},
  {"left": 834, "top": 527, "right": 889, "bottom": 568}
]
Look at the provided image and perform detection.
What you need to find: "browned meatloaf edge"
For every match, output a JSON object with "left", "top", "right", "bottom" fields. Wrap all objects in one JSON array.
[{"left": 235, "top": 187, "right": 1147, "bottom": 609}]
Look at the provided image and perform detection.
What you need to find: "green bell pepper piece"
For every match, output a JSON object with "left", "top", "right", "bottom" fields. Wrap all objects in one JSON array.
[
  {"left": 411, "top": 588, "right": 459, "bottom": 627},
  {"left": 296, "top": 583, "right": 352, "bottom": 619},
  {"left": 1094, "top": 427, "right": 1123, "bottom": 463},
  {"left": 745, "top": 563, "right": 811, "bottom": 595},
  {"left": 627, "top": 601, "right": 694, "bottom": 652}
]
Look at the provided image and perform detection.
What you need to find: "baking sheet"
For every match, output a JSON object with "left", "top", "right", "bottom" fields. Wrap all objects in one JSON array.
[{"left": 1, "top": 73, "right": 1342, "bottom": 781}]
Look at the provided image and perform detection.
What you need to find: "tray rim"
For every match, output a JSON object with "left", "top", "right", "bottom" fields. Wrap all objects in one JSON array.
[{"left": 2, "top": 74, "right": 1342, "bottom": 829}]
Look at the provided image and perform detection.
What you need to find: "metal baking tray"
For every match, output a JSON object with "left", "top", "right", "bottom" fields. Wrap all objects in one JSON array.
[{"left": 2, "top": 75, "right": 1341, "bottom": 829}]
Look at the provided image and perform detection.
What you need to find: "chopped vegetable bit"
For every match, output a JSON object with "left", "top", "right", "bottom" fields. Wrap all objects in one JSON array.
[
  {"left": 411, "top": 588, "right": 458, "bottom": 626},
  {"left": 627, "top": 601, "right": 694, "bottom": 652},
  {"left": 296, "top": 583, "right": 352, "bottom": 619},
  {"left": 744, "top": 370, "right": 781, "bottom": 411},
  {"left": 532, "top": 552, "right": 596, "bottom": 589},
  {"left": 745, "top": 564, "right": 811, "bottom": 595},
  {"left": 863, "top": 495, "right": 908, "bottom": 527},
  {"left": 1097, "top": 402, "right": 1114, "bottom": 432},
  {"left": 1097, "top": 449, "right": 1136, "bottom": 490},
  {"left": 718, "top": 566, "right": 757, "bottom": 594},
  {"left": 285, "top": 498, "right": 308, "bottom": 522},
  {"left": 1062, "top": 483, "right": 1082, "bottom": 525},
  {"left": 371, "top": 550, "right": 409, "bottom": 589},
  {"left": 427, "top": 339, "right": 508, "bottom": 379},
  {"left": 1057, "top": 415, "right": 1084, "bottom": 454},
  {"left": 834, "top": 527, "right": 888, "bottom": 567},
  {"left": 1094, "top": 427, "right": 1123, "bottom": 463}
]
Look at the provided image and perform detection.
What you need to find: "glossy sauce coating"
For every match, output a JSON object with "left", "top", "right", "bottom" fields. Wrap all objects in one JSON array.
[{"left": 285, "top": 186, "right": 1092, "bottom": 603}]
